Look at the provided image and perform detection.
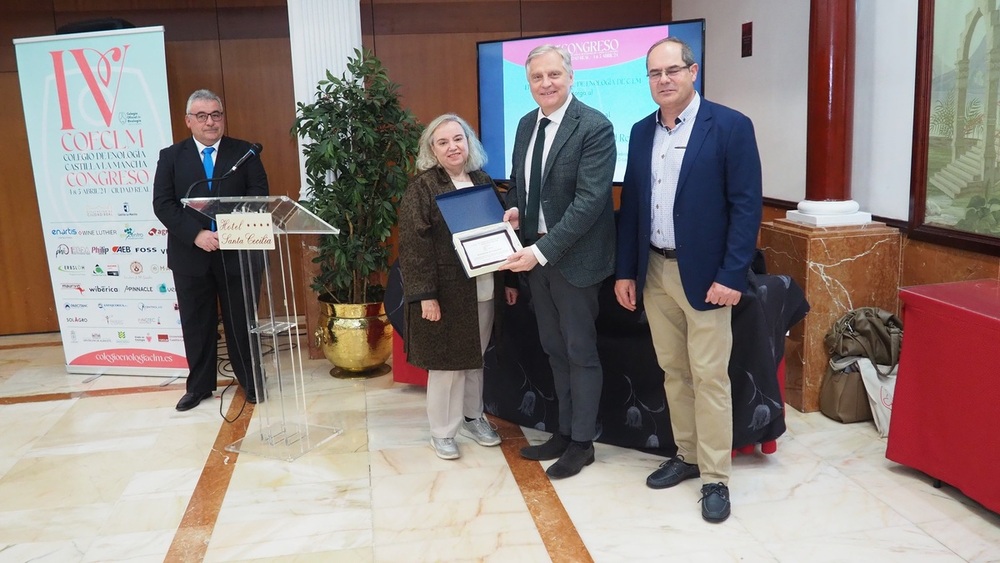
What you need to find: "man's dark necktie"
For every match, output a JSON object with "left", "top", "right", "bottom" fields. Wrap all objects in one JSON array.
[{"left": 523, "top": 117, "right": 550, "bottom": 244}]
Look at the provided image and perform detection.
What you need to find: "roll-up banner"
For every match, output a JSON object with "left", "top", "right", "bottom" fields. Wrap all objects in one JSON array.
[{"left": 14, "top": 27, "right": 187, "bottom": 376}]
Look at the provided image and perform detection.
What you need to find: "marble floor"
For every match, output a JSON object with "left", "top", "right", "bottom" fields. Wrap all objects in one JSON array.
[{"left": 1, "top": 332, "right": 998, "bottom": 562}]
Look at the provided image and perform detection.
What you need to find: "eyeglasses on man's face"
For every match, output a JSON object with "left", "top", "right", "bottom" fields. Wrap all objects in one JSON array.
[
  {"left": 187, "top": 111, "right": 224, "bottom": 123},
  {"left": 647, "top": 65, "right": 691, "bottom": 81}
]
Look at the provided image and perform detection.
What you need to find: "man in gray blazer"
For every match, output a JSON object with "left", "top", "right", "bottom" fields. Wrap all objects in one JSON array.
[{"left": 501, "top": 44, "right": 617, "bottom": 479}]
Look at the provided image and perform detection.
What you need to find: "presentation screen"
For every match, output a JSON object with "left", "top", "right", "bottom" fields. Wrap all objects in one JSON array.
[{"left": 477, "top": 20, "right": 705, "bottom": 183}]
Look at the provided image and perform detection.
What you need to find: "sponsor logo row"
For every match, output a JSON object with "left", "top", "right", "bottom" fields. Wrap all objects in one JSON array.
[
  {"left": 59, "top": 283, "right": 177, "bottom": 295},
  {"left": 83, "top": 203, "right": 141, "bottom": 218},
  {"left": 55, "top": 244, "right": 165, "bottom": 256},
  {"left": 57, "top": 261, "right": 171, "bottom": 276},
  {"left": 67, "top": 329, "right": 184, "bottom": 345},
  {"left": 49, "top": 224, "right": 168, "bottom": 238},
  {"left": 62, "top": 301, "right": 177, "bottom": 311},
  {"left": 63, "top": 315, "right": 175, "bottom": 327}
]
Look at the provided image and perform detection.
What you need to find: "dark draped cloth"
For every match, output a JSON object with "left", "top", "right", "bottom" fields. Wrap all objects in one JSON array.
[{"left": 386, "top": 260, "right": 810, "bottom": 457}]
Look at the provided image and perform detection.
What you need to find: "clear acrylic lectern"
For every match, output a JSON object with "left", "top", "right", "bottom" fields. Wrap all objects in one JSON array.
[{"left": 183, "top": 195, "right": 341, "bottom": 461}]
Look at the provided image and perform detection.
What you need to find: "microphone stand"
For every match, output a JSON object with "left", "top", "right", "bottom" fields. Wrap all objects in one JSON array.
[
  {"left": 182, "top": 173, "right": 231, "bottom": 206},
  {"left": 181, "top": 174, "right": 232, "bottom": 233}
]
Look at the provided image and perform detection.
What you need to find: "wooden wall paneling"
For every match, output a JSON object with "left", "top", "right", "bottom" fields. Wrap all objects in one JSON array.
[
  {"left": 0, "top": 1, "right": 57, "bottom": 73},
  {"left": 0, "top": 73, "right": 59, "bottom": 335},
  {"left": 369, "top": 2, "right": 518, "bottom": 127},
  {"left": 50, "top": 8, "right": 218, "bottom": 42},
  {"left": 218, "top": 35, "right": 303, "bottom": 313},
  {"left": 217, "top": 4, "right": 290, "bottom": 40},
  {"left": 215, "top": 0, "right": 286, "bottom": 8},
  {"left": 163, "top": 41, "right": 225, "bottom": 143},
  {"left": 216, "top": 39, "right": 297, "bottom": 200},
  {"left": 52, "top": 1, "right": 205, "bottom": 10},
  {"left": 762, "top": 202, "right": 789, "bottom": 225},
  {"left": 900, "top": 237, "right": 1000, "bottom": 287},
  {"left": 371, "top": 0, "right": 519, "bottom": 36},
  {"left": 361, "top": 0, "right": 375, "bottom": 49},
  {"left": 375, "top": 32, "right": 517, "bottom": 127},
  {"left": 519, "top": 0, "right": 664, "bottom": 35}
]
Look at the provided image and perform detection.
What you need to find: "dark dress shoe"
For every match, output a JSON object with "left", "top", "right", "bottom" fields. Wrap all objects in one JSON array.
[
  {"left": 176, "top": 391, "right": 213, "bottom": 411},
  {"left": 700, "top": 482, "right": 731, "bottom": 523},
  {"left": 520, "top": 433, "right": 570, "bottom": 461},
  {"left": 545, "top": 442, "right": 595, "bottom": 479},
  {"left": 244, "top": 388, "right": 258, "bottom": 404},
  {"left": 646, "top": 455, "right": 700, "bottom": 489}
]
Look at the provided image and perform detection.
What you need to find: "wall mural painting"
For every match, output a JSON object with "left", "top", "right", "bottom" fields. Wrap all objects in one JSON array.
[{"left": 912, "top": 0, "right": 1000, "bottom": 254}]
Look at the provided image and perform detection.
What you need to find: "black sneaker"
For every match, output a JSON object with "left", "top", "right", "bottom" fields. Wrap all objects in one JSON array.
[
  {"left": 700, "top": 482, "right": 731, "bottom": 523},
  {"left": 646, "top": 455, "right": 700, "bottom": 489}
]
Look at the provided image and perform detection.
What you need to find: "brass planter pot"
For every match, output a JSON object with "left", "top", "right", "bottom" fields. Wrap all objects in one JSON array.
[{"left": 316, "top": 301, "right": 392, "bottom": 374}]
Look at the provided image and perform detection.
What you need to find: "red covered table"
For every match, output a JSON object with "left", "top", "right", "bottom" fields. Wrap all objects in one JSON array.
[{"left": 886, "top": 279, "right": 1000, "bottom": 513}]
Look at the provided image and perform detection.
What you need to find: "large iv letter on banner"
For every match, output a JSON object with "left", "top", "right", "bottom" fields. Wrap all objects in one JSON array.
[{"left": 14, "top": 27, "right": 187, "bottom": 376}]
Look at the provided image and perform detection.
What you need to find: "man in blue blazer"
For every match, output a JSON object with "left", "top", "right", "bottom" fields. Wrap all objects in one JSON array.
[
  {"left": 152, "top": 89, "right": 269, "bottom": 411},
  {"left": 615, "top": 38, "right": 762, "bottom": 523},
  {"left": 501, "top": 45, "right": 617, "bottom": 479}
]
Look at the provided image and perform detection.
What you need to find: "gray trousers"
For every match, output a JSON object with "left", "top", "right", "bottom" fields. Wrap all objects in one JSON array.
[{"left": 527, "top": 264, "right": 602, "bottom": 442}]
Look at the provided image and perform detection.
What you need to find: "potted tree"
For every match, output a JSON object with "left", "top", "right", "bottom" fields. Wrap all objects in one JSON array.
[{"left": 292, "top": 48, "right": 421, "bottom": 372}]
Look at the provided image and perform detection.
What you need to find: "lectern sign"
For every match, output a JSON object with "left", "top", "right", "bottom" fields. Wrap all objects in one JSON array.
[{"left": 217, "top": 213, "right": 275, "bottom": 250}]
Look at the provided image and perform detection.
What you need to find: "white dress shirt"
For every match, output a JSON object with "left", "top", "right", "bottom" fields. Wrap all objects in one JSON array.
[{"left": 650, "top": 92, "right": 700, "bottom": 250}]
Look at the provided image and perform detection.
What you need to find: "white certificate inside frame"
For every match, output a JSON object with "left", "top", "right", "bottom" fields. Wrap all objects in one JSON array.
[{"left": 451, "top": 221, "right": 522, "bottom": 277}]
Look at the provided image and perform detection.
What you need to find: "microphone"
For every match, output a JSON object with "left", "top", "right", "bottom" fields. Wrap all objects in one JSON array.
[
  {"left": 182, "top": 142, "right": 263, "bottom": 204},
  {"left": 224, "top": 143, "right": 263, "bottom": 177}
]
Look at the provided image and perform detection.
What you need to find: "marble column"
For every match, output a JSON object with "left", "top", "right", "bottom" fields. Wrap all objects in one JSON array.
[
  {"left": 286, "top": 1, "right": 362, "bottom": 359},
  {"left": 287, "top": 0, "right": 363, "bottom": 199},
  {"left": 762, "top": 0, "right": 901, "bottom": 411}
]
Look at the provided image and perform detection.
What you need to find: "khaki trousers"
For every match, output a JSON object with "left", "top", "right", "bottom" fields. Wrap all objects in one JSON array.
[
  {"left": 427, "top": 300, "right": 494, "bottom": 439},
  {"left": 643, "top": 253, "right": 733, "bottom": 484}
]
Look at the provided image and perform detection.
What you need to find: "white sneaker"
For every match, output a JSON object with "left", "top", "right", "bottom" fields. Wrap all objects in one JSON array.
[
  {"left": 461, "top": 417, "right": 501, "bottom": 447},
  {"left": 430, "top": 437, "right": 460, "bottom": 459}
]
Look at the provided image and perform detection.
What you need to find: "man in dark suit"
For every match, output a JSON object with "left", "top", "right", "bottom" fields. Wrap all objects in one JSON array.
[
  {"left": 152, "top": 89, "right": 269, "bottom": 411},
  {"left": 615, "top": 38, "right": 763, "bottom": 523},
  {"left": 500, "top": 45, "right": 617, "bottom": 479}
]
